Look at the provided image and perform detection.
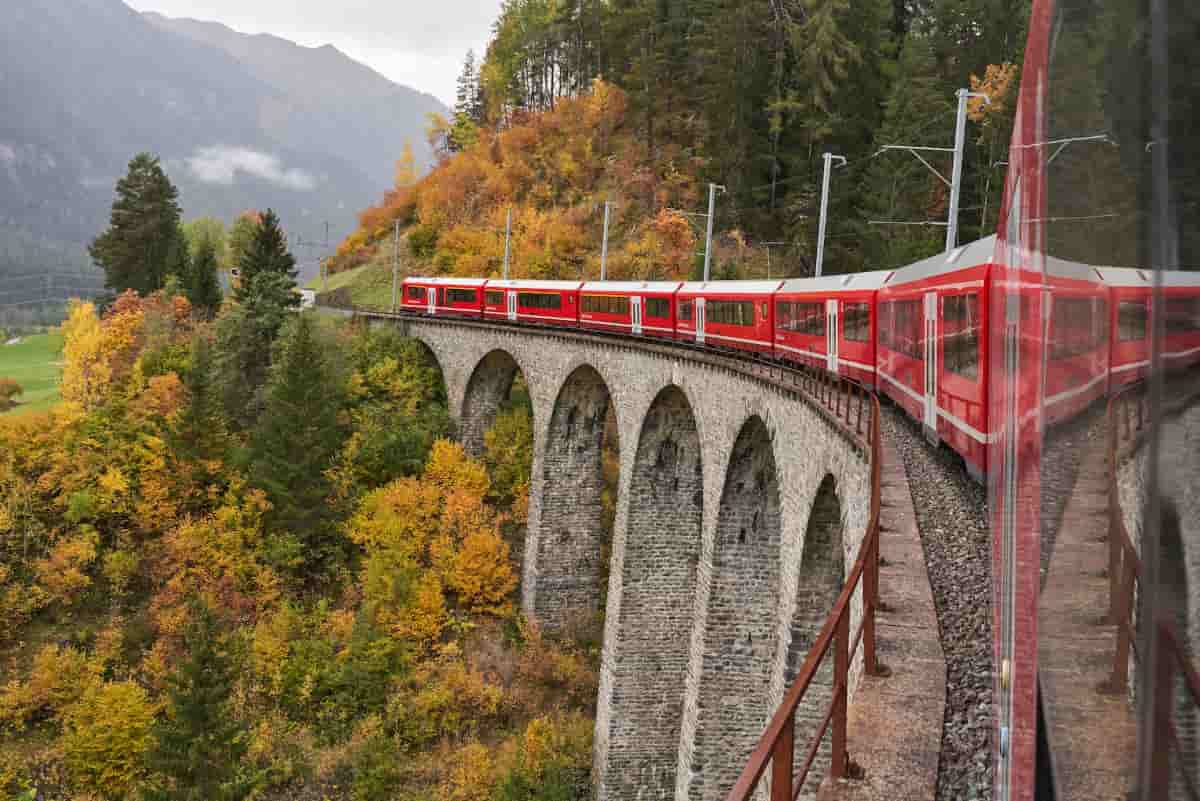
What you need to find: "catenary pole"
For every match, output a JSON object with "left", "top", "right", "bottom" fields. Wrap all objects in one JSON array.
[
  {"left": 502, "top": 207, "right": 512, "bottom": 280},
  {"left": 600, "top": 200, "right": 614, "bottom": 280},
  {"left": 703, "top": 183, "right": 725, "bottom": 282},
  {"left": 815, "top": 153, "right": 847, "bottom": 276},
  {"left": 391, "top": 219, "right": 399, "bottom": 312}
]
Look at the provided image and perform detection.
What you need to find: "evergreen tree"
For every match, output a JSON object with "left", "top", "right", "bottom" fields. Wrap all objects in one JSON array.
[
  {"left": 89, "top": 153, "right": 183, "bottom": 294},
  {"left": 248, "top": 314, "right": 347, "bottom": 575},
  {"left": 186, "top": 240, "right": 223, "bottom": 319},
  {"left": 173, "top": 335, "right": 228, "bottom": 471},
  {"left": 144, "top": 601, "right": 258, "bottom": 801},
  {"left": 234, "top": 208, "right": 297, "bottom": 307}
]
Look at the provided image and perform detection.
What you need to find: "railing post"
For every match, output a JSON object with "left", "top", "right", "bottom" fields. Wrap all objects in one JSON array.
[
  {"left": 855, "top": 389, "right": 865, "bottom": 435},
  {"left": 1111, "top": 554, "right": 1135, "bottom": 690},
  {"left": 1150, "top": 623, "right": 1174, "bottom": 801},
  {"left": 832, "top": 610, "right": 850, "bottom": 779},
  {"left": 770, "top": 712, "right": 795, "bottom": 801},
  {"left": 864, "top": 523, "right": 878, "bottom": 676}
]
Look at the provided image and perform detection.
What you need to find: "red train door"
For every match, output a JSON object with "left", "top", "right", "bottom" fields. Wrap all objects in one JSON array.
[
  {"left": 632, "top": 296, "right": 643, "bottom": 335},
  {"left": 826, "top": 299, "right": 839, "bottom": 373},
  {"left": 923, "top": 291, "right": 938, "bottom": 433}
]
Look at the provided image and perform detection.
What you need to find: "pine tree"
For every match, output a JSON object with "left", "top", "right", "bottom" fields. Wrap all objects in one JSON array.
[
  {"left": 248, "top": 314, "right": 347, "bottom": 575},
  {"left": 234, "top": 208, "right": 297, "bottom": 307},
  {"left": 144, "top": 601, "right": 258, "bottom": 801},
  {"left": 186, "top": 240, "right": 223, "bottom": 319},
  {"left": 89, "top": 153, "right": 183, "bottom": 294},
  {"left": 173, "top": 335, "right": 228, "bottom": 471}
]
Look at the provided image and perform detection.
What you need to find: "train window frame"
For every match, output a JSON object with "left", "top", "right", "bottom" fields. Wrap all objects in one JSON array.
[
  {"left": 761, "top": 301, "right": 768, "bottom": 320},
  {"left": 406, "top": 285, "right": 424, "bottom": 301},
  {"left": 843, "top": 302, "right": 870, "bottom": 343},
  {"left": 678, "top": 300, "right": 693, "bottom": 321},
  {"left": 942, "top": 293, "right": 980, "bottom": 380},
  {"left": 879, "top": 298, "right": 922, "bottom": 361},
  {"left": 581, "top": 294, "right": 630, "bottom": 316},
  {"left": 646, "top": 297, "right": 670, "bottom": 318},
  {"left": 485, "top": 290, "right": 503, "bottom": 306},
  {"left": 519, "top": 292, "right": 563, "bottom": 310},
  {"left": 1118, "top": 300, "right": 1148, "bottom": 342},
  {"left": 707, "top": 299, "right": 756, "bottom": 327},
  {"left": 1166, "top": 297, "right": 1200, "bottom": 334},
  {"left": 775, "top": 301, "right": 825, "bottom": 337},
  {"left": 446, "top": 288, "right": 477, "bottom": 305}
]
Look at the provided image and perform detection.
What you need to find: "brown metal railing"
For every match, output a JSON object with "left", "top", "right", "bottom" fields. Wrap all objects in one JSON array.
[
  {"left": 724, "top": 392, "right": 884, "bottom": 801},
  {"left": 1105, "top": 384, "right": 1200, "bottom": 800}
]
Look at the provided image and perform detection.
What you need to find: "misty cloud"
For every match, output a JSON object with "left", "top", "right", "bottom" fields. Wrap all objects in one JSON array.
[{"left": 186, "top": 145, "right": 317, "bottom": 191}]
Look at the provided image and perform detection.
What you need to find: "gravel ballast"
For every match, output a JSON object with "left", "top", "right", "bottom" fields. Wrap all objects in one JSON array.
[{"left": 882, "top": 406, "right": 993, "bottom": 801}]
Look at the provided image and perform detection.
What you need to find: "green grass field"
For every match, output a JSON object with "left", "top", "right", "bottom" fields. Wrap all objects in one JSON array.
[
  {"left": 0, "top": 331, "right": 64, "bottom": 415},
  {"left": 309, "top": 261, "right": 403, "bottom": 309}
]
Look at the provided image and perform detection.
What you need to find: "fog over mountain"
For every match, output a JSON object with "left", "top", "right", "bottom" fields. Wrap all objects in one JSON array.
[{"left": 0, "top": 0, "right": 446, "bottom": 287}]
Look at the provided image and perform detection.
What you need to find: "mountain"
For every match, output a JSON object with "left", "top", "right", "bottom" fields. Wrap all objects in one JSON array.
[{"left": 0, "top": 0, "right": 446, "bottom": 294}]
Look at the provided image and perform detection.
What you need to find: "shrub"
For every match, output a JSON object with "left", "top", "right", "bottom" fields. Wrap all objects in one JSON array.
[
  {"left": 61, "top": 681, "right": 155, "bottom": 799},
  {"left": 0, "top": 378, "right": 22, "bottom": 410}
]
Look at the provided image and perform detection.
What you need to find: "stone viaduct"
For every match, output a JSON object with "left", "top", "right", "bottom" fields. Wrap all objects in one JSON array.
[{"left": 360, "top": 312, "right": 875, "bottom": 801}]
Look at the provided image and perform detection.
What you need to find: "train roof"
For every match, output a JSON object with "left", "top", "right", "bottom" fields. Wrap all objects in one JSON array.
[
  {"left": 579, "top": 281, "right": 684, "bottom": 293},
  {"left": 883, "top": 235, "right": 998, "bottom": 286},
  {"left": 778, "top": 270, "right": 893, "bottom": 294},
  {"left": 1043, "top": 254, "right": 1107, "bottom": 283},
  {"left": 484, "top": 279, "right": 586, "bottom": 290},
  {"left": 404, "top": 276, "right": 490, "bottom": 287},
  {"left": 1094, "top": 266, "right": 1200, "bottom": 288},
  {"left": 678, "top": 280, "right": 785, "bottom": 296}
]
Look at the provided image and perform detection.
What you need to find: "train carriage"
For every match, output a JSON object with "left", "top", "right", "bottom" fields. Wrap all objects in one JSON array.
[
  {"left": 1162, "top": 271, "right": 1200, "bottom": 371},
  {"left": 877, "top": 237, "right": 994, "bottom": 479},
  {"left": 674, "top": 280, "right": 782, "bottom": 354},
  {"left": 578, "top": 281, "right": 682, "bottom": 339},
  {"left": 481, "top": 279, "right": 584, "bottom": 326},
  {"left": 401, "top": 277, "right": 488, "bottom": 317},
  {"left": 1041, "top": 257, "right": 1111, "bottom": 425},
  {"left": 1097, "top": 267, "right": 1153, "bottom": 389},
  {"left": 774, "top": 271, "right": 890, "bottom": 388}
]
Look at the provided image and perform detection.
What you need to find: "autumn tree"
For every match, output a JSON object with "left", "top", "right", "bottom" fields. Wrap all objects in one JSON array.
[
  {"left": 226, "top": 211, "right": 262, "bottom": 272},
  {"left": 144, "top": 601, "right": 259, "bottom": 801},
  {"left": 248, "top": 314, "right": 347, "bottom": 575},
  {"left": 0, "top": 378, "right": 21, "bottom": 410},
  {"left": 181, "top": 217, "right": 227, "bottom": 264},
  {"left": 89, "top": 153, "right": 183, "bottom": 294}
]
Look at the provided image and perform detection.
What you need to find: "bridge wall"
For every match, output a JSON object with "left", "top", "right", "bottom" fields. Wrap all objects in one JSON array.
[{"left": 373, "top": 316, "right": 872, "bottom": 801}]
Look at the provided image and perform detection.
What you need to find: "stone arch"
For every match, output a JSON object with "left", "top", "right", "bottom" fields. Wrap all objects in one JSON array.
[
  {"left": 1160, "top": 499, "right": 1197, "bottom": 791},
  {"left": 605, "top": 385, "right": 704, "bottom": 800},
  {"left": 691, "top": 415, "right": 782, "bottom": 801},
  {"left": 460, "top": 349, "right": 525, "bottom": 457},
  {"left": 533, "top": 363, "right": 618, "bottom": 631},
  {"left": 788, "top": 473, "right": 845, "bottom": 795}
]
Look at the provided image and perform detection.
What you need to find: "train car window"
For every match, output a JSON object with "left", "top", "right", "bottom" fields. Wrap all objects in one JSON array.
[
  {"left": 1050, "top": 298, "right": 1101, "bottom": 360},
  {"left": 485, "top": 290, "right": 504, "bottom": 305},
  {"left": 678, "top": 300, "right": 693, "bottom": 321},
  {"left": 942, "top": 294, "right": 980, "bottom": 380},
  {"left": 707, "top": 300, "right": 755, "bottom": 326},
  {"left": 581, "top": 295, "right": 630, "bottom": 315},
  {"left": 761, "top": 302, "right": 768, "bottom": 320},
  {"left": 775, "top": 301, "right": 824, "bottom": 336},
  {"left": 1118, "top": 300, "right": 1148, "bottom": 341},
  {"left": 646, "top": 297, "right": 670, "bottom": 318},
  {"left": 1166, "top": 297, "right": 1200, "bottom": 334},
  {"left": 407, "top": 286, "right": 424, "bottom": 300},
  {"left": 437, "top": 288, "right": 445, "bottom": 305},
  {"left": 843, "top": 302, "right": 870, "bottom": 342},
  {"left": 519, "top": 292, "right": 563, "bottom": 310},
  {"left": 879, "top": 299, "right": 922, "bottom": 360},
  {"left": 447, "top": 288, "right": 477, "bottom": 304}
]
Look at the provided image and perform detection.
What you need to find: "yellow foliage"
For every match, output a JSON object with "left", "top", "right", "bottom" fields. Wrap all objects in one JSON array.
[
  {"left": 34, "top": 529, "right": 99, "bottom": 607},
  {"left": 439, "top": 742, "right": 495, "bottom": 801},
  {"left": 61, "top": 301, "right": 109, "bottom": 410},
  {"left": 424, "top": 440, "right": 490, "bottom": 501},
  {"left": 391, "top": 571, "right": 447, "bottom": 645},
  {"left": 0, "top": 645, "right": 102, "bottom": 730},
  {"left": 968, "top": 63, "right": 1019, "bottom": 125},
  {"left": 390, "top": 656, "right": 503, "bottom": 748},
  {"left": 448, "top": 526, "right": 516, "bottom": 616},
  {"left": 61, "top": 681, "right": 155, "bottom": 799},
  {"left": 347, "top": 477, "right": 441, "bottom": 558}
]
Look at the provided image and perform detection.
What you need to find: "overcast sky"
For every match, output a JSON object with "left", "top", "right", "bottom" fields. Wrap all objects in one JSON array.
[{"left": 124, "top": 0, "right": 503, "bottom": 106}]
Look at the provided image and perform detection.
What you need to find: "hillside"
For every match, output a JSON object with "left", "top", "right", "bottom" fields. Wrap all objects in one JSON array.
[{"left": 0, "top": 0, "right": 445, "bottom": 303}]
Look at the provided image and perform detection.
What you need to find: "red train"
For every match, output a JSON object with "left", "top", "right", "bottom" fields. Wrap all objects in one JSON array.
[{"left": 401, "top": 251, "right": 1200, "bottom": 479}]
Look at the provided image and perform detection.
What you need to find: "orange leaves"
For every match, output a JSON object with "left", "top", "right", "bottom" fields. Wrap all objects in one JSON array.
[
  {"left": 34, "top": 528, "right": 99, "bottom": 607},
  {"left": 969, "top": 63, "right": 1019, "bottom": 125},
  {"left": 448, "top": 527, "right": 516, "bottom": 617}
]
